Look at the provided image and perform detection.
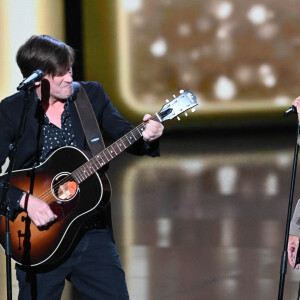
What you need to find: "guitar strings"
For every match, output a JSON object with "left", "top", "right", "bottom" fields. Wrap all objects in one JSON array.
[
  {"left": 37, "top": 117, "right": 159, "bottom": 202},
  {"left": 36, "top": 121, "right": 153, "bottom": 203}
]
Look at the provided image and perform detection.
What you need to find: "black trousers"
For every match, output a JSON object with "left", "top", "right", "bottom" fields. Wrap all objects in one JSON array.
[{"left": 16, "top": 229, "right": 129, "bottom": 300}]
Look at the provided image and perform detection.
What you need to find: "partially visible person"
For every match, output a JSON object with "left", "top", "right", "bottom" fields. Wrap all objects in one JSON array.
[
  {"left": 288, "top": 202, "right": 300, "bottom": 269},
  {"left": 288, "top": 96, "right": 300, "bottom": 269}
]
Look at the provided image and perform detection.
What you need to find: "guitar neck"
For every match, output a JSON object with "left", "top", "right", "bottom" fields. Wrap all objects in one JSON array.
[{"left": 72, "top": 114, "right": 160, "bottom": 183}]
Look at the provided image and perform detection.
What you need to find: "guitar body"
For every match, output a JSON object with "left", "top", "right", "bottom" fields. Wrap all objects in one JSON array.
[{"left": 0, "top": 146, "right": 111, "bottom": 266}]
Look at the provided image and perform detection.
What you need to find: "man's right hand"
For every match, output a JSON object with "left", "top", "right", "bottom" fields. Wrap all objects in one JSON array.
[
  {"left": 288, "top": 234, "right": 300, "bottom": 269},
  {"left": 20, "top": 193, "right": 57, "bottom": 227}
]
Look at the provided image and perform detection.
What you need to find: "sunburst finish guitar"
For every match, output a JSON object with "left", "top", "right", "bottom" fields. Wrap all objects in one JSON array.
[{"left": 0, "top": 90, "right": 198, "bottom": 266}]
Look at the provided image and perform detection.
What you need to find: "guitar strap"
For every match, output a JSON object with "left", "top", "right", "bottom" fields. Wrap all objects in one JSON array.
[
  {"left": 72, "top": 82, "right": 112, "bottom": 233},
  {"left": 72, "top": 82, "right": 105, "bottom": 155}
]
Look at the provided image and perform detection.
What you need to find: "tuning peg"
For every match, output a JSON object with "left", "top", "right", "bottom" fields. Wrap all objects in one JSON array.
[
  {"left": 166, "top": 99, "right": 169, "bottom": 103},
  {"left": 177, "top": 116, "right": 181, "bottom": 121},
  {"left": 191, "top": 108, "right": 196, "bottom": 112},
  {"left": 173, "top": 94, "right": 176, "bottom": 98},
  {"left": 184, "top": 112, "right": 188, "bottom": 117},
  {"left": 179, "top": 89, "right": 184, "bottom": 94}
]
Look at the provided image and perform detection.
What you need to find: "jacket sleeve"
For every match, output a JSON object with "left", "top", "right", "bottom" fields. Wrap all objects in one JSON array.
[
  {"left": 86, "top": 82, "right": 160, "bottom": 157},
  {"left": 0, "top": 99, "right": 25, "bottom": 219},
  {"left": 290, "top": 199, "right": 300, "bottom": 236}
]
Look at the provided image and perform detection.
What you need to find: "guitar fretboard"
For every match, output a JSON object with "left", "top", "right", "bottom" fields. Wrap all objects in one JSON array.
[{"left": 72, "top": 114, "right": 160, "bottom": 183}]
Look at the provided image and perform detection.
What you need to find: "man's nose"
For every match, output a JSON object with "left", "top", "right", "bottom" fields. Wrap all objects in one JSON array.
[{"left": 64, "top": 72, "right": 73, "bottom": 81}]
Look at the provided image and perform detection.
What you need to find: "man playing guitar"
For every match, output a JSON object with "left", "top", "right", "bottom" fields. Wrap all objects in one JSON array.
[{"left": 0, "top": 35, "right": 163, "bottom": 300}]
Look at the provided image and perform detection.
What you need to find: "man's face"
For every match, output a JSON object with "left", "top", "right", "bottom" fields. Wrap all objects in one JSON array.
[{"left": 43, "top": 67, "right": 73, "bottom": 101}]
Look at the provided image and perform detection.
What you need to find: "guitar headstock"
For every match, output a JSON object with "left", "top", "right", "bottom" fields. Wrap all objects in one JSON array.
[{"left": 157, "top": 90, "right": 198, "bottom": 122}]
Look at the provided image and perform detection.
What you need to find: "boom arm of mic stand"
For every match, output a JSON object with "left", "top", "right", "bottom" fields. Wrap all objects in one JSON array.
[{"left": 278, "top": 123, "right": 300, "bottom": 300}]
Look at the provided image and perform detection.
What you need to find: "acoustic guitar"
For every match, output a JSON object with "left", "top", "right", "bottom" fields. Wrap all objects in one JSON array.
[{"left": 0, "top": 90, "right": 198, "bottom": 266}]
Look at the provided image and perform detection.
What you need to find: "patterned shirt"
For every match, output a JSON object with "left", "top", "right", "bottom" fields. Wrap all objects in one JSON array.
[{"left": 39, "top": 100, "right": 77, "bottom": 163}]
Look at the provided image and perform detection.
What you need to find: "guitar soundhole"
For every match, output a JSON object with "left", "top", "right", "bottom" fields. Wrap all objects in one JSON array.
[{"left": 52, "top": 173, "right": 78, "bottom": 201}]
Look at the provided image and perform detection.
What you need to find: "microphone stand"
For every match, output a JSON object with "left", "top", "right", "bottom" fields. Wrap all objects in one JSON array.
[
  {"left": 1, "top": 88, "right": 32, "bottom": 300},
  {"left": 278, "top": 122, "right": 300, "bottom": 300}
]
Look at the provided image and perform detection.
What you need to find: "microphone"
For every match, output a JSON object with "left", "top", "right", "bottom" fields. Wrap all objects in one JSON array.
[
  {"left": 17, "top": 70, "right": 45, "bottom": 91},
  {"left": 283, "top": 105, "right": 297, "bottom": 118}
]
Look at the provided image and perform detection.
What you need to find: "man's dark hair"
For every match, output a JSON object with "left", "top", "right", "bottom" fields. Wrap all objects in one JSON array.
[{"left": 16, "top": 35, "right": 75, "bottom": 78}]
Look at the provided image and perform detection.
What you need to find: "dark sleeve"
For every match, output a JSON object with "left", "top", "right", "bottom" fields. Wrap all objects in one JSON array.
[
  {"left": 0, "top": 100, "right": 25, "bottom": 219},
  {"left": 290, "top": 199, "right": 300, "bottom": 236},
  {"left": 86, "top": 82, "right": 160, "bottom": 157}
]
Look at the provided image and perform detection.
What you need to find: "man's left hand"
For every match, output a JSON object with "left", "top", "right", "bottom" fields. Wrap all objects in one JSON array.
[{"left": 142, "top": 114, "right": 164, "bottom": 142}]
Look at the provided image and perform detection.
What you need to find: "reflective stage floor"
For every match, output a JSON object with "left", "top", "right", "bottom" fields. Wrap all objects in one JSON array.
[{"left": 1, "top": 127, "right": 300, "bottom": 300}]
